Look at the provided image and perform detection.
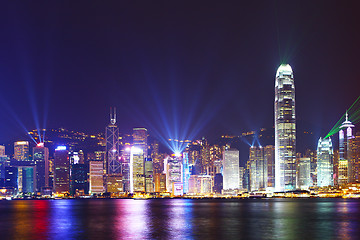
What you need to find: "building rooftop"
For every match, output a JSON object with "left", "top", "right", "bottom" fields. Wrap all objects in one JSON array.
[{"left": 276, "top": 64, "right": 293, "bottom": 78}]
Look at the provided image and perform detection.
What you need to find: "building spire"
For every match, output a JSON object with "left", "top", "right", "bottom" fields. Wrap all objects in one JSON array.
[
  {"left": 110, "top": 107, "right": 116, "bottom": 125},
  {"left": 345, "top": 110, "right": 348, "bottom": 122}
]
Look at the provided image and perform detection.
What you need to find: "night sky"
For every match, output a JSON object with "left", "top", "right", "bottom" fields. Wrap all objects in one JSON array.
[{"left": 0, "top": 1, "right": 359, "bottom": 149}]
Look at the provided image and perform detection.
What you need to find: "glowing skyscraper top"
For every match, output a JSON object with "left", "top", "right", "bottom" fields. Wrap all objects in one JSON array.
[{"left": 274, "top": 64, "right": 296, "bottom": 191}]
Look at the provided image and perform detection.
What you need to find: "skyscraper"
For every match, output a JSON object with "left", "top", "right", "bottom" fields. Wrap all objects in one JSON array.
[
  {"left": 274, "top": 64, "right": 296, "bottom": 191},
  {"left": 130, "top": 146, "right": 145, "bottom": 193},
  {"left": 106, "top": 108, "right": 121, "bottom": 175},
  {"left": 182, "top": 152, "right": 191, "bottom": 194},
  {"left": 296, "top": 157, "right": 311, "bottom": 190},
  {"left": 249, "top": 146, "right": 267, "bottom": 191},
  {"left": 349, "top": 132, "right": 360, "bottom": 183},
  {"left": 54, "top": 146, "right": 70, "bottom": 194},
  {"left": 165, "top": 156, "right": 183, "bottom": 193},
  {"left": 0, "top": 145, "right": 5, "bottom": 156},
  {"left": 89, "top": 160, "right": 104, "bottom": 194},
  {"left": 223, "top": 148, "right": 240, "bottom": 190},
  {"left": 145, "top": 158, "right": 154, "bottom": 193},
  {"left": 14, "top": 141, "right": 29, "bottom": 161},
  {"left": 0, "top": 146, "right": 8, "bottom": 188},
  {"left": 70, "top": 163, "right": 89, "bottom": 196},
  {"left": 121, "top": 147, "right": 131, "bottom": 192},
  {"left": 304, "top": 149, "right": 317, "bottom": 187},
  {"left": 338, "top": 112, "right": 354, "bottom": 185},
  {"left": 133, "top": 128, "right": 148, "bottom": 157},
  {"left": 317, "top": 137, "right": 334, "bottom": 187},
  {"left": 33, "top": 143, "right": 49, "bottom": 192},
  {"left": 264, "top": 145, "right": 275, "bottom": 189}
]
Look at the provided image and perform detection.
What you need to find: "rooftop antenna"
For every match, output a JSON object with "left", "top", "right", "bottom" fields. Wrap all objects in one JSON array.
[
  {"left": 110, "top": 107, "right": 116, "bottom": 125},
  {"left": 345, "top": 110, "right": 348, "bottom": 122}
]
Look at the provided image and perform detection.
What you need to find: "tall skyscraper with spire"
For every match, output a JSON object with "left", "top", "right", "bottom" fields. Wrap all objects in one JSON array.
[
  {"left": 338, "top": 112, "right": 354, "bottom": 185},
  {"left": 106, "top": 108, "right": 121, "bottom": 175},
  {"left": 274, "top": 64, "right": 296, "bottom": 191}
]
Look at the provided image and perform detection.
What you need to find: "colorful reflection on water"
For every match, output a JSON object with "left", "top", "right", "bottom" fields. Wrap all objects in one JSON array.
[{"left": 1, "top": 199, "right": 360, "bottom": 239}]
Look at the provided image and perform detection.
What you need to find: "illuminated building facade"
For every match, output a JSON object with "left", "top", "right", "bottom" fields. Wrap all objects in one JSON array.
[
  {"left": 249, "top": 146, "right": 267, "bottom": 191},
  {"left": 349, "top": 132, "right": 360, "bottom": 183},
  {"left": 106, "top": 175, "right": 123, "bottom": 193},
  {"left": 223, "top": 148, "right": 240, "bottom": 190},
  {"left": 0, "top": 145, "right": 5, "bottom": 156},
  {"left": 154, "top": 173, "right": 166, "bottom": 192},
  {"left": 106, "top": 108, "right": 121, "bottom": 175},
  {"left": 317, "top": 137, "right": 334, "bottom": 187},
  {"left": 296, "top": 157, "right": 310, "bottom": 189},
  {"left": 275, "top": 64, "right": 296, "bottom": 191},
  {"left": 172, "top": 182, "right": 183, "bottom": 196},
  {"left": 145, "top": 158, "right": 154, "bottom": 192},
  {"left": 54, "top": 146, "right": 70, "bottom": 194},
  {"left": 133, "top": 128, "right": 148, "bottom": 157},
  {"left": 333, "top": 150, "right": 339, "bottom": 185},
  {"left": 14, "top": 141, "right": 29, "bottom": 161},
  {"left": 0, "top": 147, "right": 8, "bottom": 187},
  {"left": 200, "top": 140, "right": 211, "bottom": 175},
  {"left": 131, "top": 147, "right": 145, "bottom": 193},
  {"left": 69, "top": 151, "right": 83, "bottom": 165},
  {"left": 182, "top": 152, "right": 191, "bottom": 194},
  {"left": 166, "top": 156, "right": 183, "bottom": 193},
  {"left": 5, "top": 167, "right": 18, "bottom": 191},
  {"left": 89, "top": 160, "right": 104, "bottom": 194},
  {"left": 33, "top": 143, "right": 49, "bottom": 192},
  {"left": 264, "top": 145, "right": 275, "bottom": 189},
  {"left": 304, "top": 149, "right": 317, "bottom": 186},
  {"left": 121, "top": 147, "right": 131, "bottom": 192},
  {"left": 188, "top": 175, "right": 212, "bottom": 194},
  {"left": 338, "top": 112, "right": 354, "bottom": 185}
]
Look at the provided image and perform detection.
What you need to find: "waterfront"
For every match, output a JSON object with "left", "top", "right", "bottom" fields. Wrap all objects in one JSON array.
[{"left": 0, "top": 198, "right": 360, "bottom": 239}]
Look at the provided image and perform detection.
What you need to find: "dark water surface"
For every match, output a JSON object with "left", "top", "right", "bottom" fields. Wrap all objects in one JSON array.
[{"left": 1, "top": 198, "right": 360, "bottom": 239}]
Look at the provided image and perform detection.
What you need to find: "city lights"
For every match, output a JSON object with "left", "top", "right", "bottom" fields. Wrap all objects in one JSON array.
[
  {"left": 0, "top": 59, "right": 358, "bottom": 202},
  {"left": 55, "top": 146, "right": 67, "bottom": 151}
]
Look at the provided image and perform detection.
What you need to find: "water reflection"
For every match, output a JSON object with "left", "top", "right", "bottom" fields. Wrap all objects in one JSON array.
[
  {"left": 115, "top": 199, "right": 149, "bottom": 239},
  {"left": 1, "top": 199, "right": 360, "bottom": 239},
  {"left": 12, "top": 201, "right": 32, "bottom": 239},
  {"left": 33, "top": 200, "right": 50, "bottom": 239},
  {"left": 49, "top": 200, "right": 77, "bottom": 239},
  {"left": 167, "top": 199, "right": 193, "bottom": 239}
]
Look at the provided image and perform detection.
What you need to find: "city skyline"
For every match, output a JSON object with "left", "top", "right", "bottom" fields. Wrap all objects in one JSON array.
[
  {"left": 0, "top": 2, "right": 360, "bottom": 146},
  {"left": 2, "top": 2, "right": 360, "bottom": 239}
]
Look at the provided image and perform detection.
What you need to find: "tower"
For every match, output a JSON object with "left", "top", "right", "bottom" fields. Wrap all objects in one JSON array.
[
  {"left": 106, "top": 108, "right": 121, "bottom": 175},
  {"left": 223, "top": 148, "right": 240, "bottom": 190},
  {"left": 165, "top": 155, "right": 183, "bottom": 193},
  {"left": 317, "top": 137, "right": 334, "bottom": 187},
  {"left": 130, "top": 146, "right": 145, "bottom": 193},
  {"left": 249, "top": 146, "right": 267, "bottom": 191},
  {"left": 338, "top": 112, "right": 354, "bottom": 185},
  {"left": 54, "top": 146, "right": 70, "bottom": 194},
  {"left": 33, "top": 143, "right": 49, "bottom": 192},
  {"left": 274, "top": 64, "right": 296, "bottom": 191}
]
